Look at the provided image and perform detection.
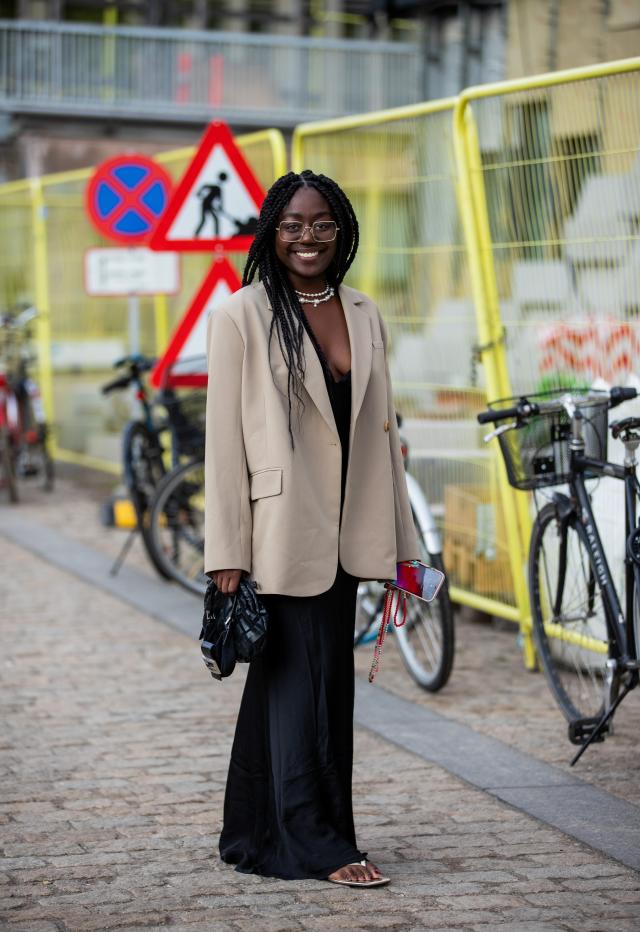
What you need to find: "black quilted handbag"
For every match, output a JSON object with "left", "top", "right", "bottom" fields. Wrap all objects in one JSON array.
[{"left": 199, "top": 577, "right": 268, "bottom": 681}]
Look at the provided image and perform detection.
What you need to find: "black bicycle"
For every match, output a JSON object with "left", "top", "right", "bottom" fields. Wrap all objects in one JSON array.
[
  {"left": 101, "top": 355, "right": 206, "bottom": 578},
  {"left": 478, "top": 386, "right": 640, "bottom": 763}
]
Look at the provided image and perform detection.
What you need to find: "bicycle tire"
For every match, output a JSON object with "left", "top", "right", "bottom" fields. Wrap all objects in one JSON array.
[
  {"left": 148, "top": 458, "right": 207, "bottom": 596},
  {"left": 122, "top": 420, "right": 170, "bottom": 580},
  {"left": 394, "top": 549, "right": 455, "bottom": 692},
  {"left": 40, "top": 425, "right": 55, "bottom": 492},
  {"left": 0, "top": 425, "right": 18, "bottom": 503},
  {"left": 529, "top": 501, "right": 618, "bottom": 723}
]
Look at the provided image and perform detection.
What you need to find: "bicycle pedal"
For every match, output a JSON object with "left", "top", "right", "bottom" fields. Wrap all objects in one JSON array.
[{"left": 568, "top": 716, "right": 609, "bottom": 746}]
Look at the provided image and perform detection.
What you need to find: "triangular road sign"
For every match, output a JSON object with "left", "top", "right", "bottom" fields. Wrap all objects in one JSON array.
[
  {"left": 150, "top": 258, "right": 242, "bottom": 388},
  {"left": 150, "top": 121, "right": 265, "bottom": 252}
]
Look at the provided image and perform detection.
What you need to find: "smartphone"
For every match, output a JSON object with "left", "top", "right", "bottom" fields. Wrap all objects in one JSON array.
[{"left": 392, "top": 560, "right": 445, "bottom": 602}]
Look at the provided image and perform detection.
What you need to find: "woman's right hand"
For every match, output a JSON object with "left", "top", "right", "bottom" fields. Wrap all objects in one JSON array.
[{"left": 208, "top": 569, "right": 243, "bottom": 594}]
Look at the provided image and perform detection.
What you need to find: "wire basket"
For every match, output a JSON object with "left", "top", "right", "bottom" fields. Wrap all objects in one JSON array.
[
  {"left": 160, "top": 389, "right": 207, "bottom": 458},
  {"left": 488, "top": 389, "right": 610, "bottom": 491}
]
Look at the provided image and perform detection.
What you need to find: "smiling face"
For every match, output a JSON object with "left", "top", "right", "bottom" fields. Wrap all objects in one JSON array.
[{"left": 274, "top": 186, "right": 338, "bottom": 292}]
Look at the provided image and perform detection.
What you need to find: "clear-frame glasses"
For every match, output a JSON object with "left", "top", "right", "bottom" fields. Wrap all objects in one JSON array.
[{"left": 276, "top": 220, "right": 340, "bottom": 243}]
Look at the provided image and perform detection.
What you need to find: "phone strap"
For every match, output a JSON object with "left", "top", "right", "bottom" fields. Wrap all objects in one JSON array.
[{"left": 368, "top": 584, "right": 407, "bottom": 683}]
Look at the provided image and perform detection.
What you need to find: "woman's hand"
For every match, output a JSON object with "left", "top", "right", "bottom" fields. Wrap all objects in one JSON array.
[{"left": 208, "top": 569, "right": 243, "bottom": 594}]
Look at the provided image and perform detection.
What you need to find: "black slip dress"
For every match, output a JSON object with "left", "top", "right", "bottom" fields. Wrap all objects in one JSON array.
[{"left": 218, "top": 311, "right": 365, "bottom": 881}]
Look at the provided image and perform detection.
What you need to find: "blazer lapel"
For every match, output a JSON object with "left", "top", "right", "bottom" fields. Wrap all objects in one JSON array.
[
  {"left": 341, "top": 286, "right": 373, "bottom": 432},
  {"left": 301, "top": 325, "right": 338, "bottom": 437}
]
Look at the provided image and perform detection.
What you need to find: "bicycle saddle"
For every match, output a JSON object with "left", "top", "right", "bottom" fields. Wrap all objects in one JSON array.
[{"left": 610, "top": 417, "right": 640, "bottom": 439}]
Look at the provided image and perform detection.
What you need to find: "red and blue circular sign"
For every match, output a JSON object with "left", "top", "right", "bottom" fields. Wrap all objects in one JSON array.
[{"left": 86, "top": 155, "right": 173, "bottom": 244}]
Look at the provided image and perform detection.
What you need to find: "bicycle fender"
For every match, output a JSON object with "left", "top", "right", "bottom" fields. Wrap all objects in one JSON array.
[{"left": 405, "top": 471, "right": 442, "bottom": 555}]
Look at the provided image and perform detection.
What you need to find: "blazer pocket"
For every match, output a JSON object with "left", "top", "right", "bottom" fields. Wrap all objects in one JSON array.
[
  {"left": 250, "top": 467, "right": 283, "bottom": 501},
  {"left": 372, "top": 339, "right": 384, "bottom": 349}
]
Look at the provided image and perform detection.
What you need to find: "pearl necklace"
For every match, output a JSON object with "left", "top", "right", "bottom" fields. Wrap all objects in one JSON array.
[{"left": 295, "top": 285, "right": 335, "bottom": 307}]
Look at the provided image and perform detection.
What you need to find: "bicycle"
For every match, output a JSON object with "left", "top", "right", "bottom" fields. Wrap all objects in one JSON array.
[
  {"left": 354, "top": 417, "right": 454, "bottom": 692},
  {"left": 101, "top": 355, "right": 206, "bottom": 578},
  {"left": 0, "top": 305, "right": 54, "bottom": 502},
  {"left": 477, "top": 385, "right": 640, "bottom": 763}
]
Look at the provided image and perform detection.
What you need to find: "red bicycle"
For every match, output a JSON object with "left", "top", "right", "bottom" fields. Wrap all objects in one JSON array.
[{"left": 0, "top": 305, "right": 54, "bottom": 503}]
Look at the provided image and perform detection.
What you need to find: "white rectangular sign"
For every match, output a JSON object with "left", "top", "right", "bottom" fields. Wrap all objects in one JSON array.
[{"left": 84, "top": 248, "right": 180, "bottom": 296}]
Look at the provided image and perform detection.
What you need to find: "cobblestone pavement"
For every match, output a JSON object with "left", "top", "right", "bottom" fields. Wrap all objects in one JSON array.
[{"left": 1, "top": 472, "right": 640, "bottom": 930}]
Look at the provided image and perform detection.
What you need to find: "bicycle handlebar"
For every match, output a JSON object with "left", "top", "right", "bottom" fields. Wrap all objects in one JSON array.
[
  {"left": 609, "top": 386, "right": 638, "bottom": 407},
  {"left": 102, "top": 355, "right": 157, "bottom": 394},
  {"left": 477, "top": 386, "right": 638, "bottom": 427},
  {"left": 112, "top": 354, "right": 155, "bottom": 372},
  {"left": 477, "top": 400, "right": 538, "bottom": 425},
  {"left": 101, "top": 373, "right": 133, "bottom": 395}
]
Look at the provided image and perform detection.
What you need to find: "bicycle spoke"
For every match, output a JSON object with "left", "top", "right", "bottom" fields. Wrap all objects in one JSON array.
[{"left": 408, "top": 608, "right": 441, "bottom": 669}]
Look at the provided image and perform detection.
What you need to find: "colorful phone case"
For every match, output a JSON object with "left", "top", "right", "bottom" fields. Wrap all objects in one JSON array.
[{"left": 393, "top": 560, "right": 445, "bottom": 602}]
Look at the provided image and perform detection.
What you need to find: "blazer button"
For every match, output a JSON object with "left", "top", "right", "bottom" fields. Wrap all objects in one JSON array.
[{"left": 383, "top": 420, "right": 390, "bottom": 432}]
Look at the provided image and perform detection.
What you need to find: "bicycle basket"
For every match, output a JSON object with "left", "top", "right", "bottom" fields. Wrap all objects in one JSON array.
[
  {"left": 160, "top": 389, "right": 207, "bottom": 457},
  {"left": 488, "top": 389, "right": 609, "bottom": 491}
]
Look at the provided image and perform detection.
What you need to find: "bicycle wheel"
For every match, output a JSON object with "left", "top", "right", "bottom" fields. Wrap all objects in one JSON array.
[
  {"left": 15, "top": 432, "right": 55, "bottom": 492},
  {"left": 122, "top": 421, "right": 169, "bottom": 579},
  {"left": 394, "top": 547, "right": 455, "bottom": 692},
  {"left": 529, "top": 501, "right": 617, "bottom": 722},
  {"left": 148, "top": 459, "right": 207, "bottom": 595},
  {"left": 0, "top": 425, "right": 18, "bottom": 503}
]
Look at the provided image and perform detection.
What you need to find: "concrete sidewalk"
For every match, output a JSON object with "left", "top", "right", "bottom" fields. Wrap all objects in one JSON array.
[{"left": 1, "top": 478, "right": 640, "bottom": 930}]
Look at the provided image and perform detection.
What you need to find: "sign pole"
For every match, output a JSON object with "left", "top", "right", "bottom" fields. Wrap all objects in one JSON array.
[{"left": 127, "top": 294, "right": 141, "bottom": 355}]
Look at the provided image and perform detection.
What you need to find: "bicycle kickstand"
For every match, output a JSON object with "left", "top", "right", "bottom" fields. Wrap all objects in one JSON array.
[
  {"left": 109, "top": 528, "right": 138, "bottom": 577},
  {"left": 570, "top": 681, "right": 635, "bottom": 766}
]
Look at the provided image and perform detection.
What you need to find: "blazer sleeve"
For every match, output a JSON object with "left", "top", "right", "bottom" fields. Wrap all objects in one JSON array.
[
  {"left": 204, "top": 308, "right": 252, "bottom": 576},
  {"left": 378, "top": 312, "right": 420, "bottom": 562}
]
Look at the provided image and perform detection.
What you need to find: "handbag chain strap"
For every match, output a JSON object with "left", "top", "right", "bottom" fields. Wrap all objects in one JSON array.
[{"left": 368, "top": 584, "right": 407, "bottom": 683}]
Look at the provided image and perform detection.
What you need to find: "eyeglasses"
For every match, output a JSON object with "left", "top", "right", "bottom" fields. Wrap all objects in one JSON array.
[{"left": 276, "top": 221, "right": 340, "bottom": 243}]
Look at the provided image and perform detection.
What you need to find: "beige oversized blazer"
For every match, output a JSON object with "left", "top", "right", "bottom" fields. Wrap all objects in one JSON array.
[{"left": 204, "top": 281, "right": 419, "bottom": 596}]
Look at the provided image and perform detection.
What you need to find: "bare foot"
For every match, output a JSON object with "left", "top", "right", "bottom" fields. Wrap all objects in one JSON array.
[{"left": 328, "top": 860, "right": 384, "bottom": 884}]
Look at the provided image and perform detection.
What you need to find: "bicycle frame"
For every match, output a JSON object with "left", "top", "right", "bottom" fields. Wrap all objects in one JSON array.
[{"left": 563, "top": 445, "right": 637, "bottom": 669}]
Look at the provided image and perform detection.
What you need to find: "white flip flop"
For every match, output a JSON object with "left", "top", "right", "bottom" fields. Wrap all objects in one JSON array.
[{"left": 327, "top": 859, "right": 390, "bottom": 888}]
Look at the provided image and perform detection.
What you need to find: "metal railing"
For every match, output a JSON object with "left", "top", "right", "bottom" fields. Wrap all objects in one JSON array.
[{"left": 0, "top": 20, "right": 422, "bottom": 127}]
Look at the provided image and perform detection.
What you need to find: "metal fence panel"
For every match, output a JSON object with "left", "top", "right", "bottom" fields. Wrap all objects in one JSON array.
[{"left": 453, "top": 58, "right": 640, "bottom": 663}]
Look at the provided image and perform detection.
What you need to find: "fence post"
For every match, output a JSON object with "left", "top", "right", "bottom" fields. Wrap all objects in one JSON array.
[
  {"left": 153, "top": 294, "right": 170, "bottom": 357},
  {"left": 30, "top": 177, "right": 57, "bottom": 458},
  {"left": 453, "top": 99, "right": 536, "bottom": 670}
]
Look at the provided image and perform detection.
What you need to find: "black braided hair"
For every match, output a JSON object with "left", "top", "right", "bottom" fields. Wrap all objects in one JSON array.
[{"left": 243, "top": 170, "right": 359, "bottom": 447}]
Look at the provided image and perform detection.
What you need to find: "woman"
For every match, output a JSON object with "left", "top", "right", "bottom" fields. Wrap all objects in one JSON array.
[{"left": 204, "top": 170, "right": 418, "bottom": 886}]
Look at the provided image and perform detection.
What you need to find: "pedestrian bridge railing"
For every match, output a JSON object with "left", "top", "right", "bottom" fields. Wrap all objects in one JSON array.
[{"left": 0, "top": 19, "right": 422, "bottom": 128}]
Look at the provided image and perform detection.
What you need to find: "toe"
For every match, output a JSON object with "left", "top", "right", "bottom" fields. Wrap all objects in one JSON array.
[{"left": 365, "top": 860, "right": 382, "bottom": 880}]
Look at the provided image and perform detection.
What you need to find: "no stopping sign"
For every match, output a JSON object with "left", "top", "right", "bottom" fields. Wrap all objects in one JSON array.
[{"left": 86, "top": 155, "right": 173, "bottom": 244}]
